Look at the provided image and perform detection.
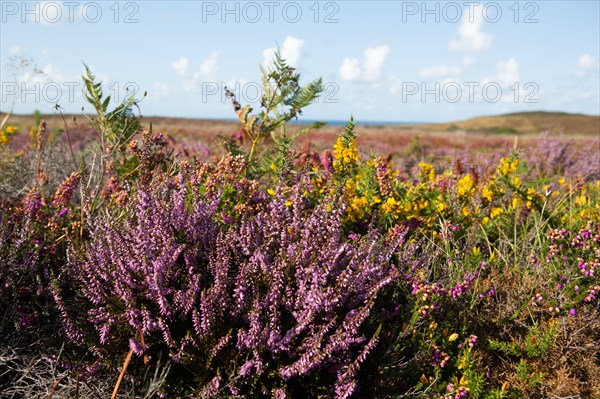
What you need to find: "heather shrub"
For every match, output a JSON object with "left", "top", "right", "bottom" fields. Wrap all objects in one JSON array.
[
  {"left": 60, "top": 160, "right": 404, "bottom": 397},
  {"left": 0, "top": 169, "right": 84, "bottom": 393},
  {"left": 527, "top": 131, "right": 600, "bottom": 181},
  {"left": 0, "top": 169, "right": 80, "bottom": 332}
]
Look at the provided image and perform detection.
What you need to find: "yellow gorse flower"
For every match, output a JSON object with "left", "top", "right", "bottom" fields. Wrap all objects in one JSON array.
[
  {"left": 490, "top": 207, "right": 504, "bottom": 219},
  {"left": 512, "top": 196, "right": 521, "bottom": 208},
  {"left": 347, "top": 195, "right": 369, "bottom": 222},
  {"left": 0, "top": 125, "right": 17, "bottom": 146},
  {"left": 499, "top": 157, "right": 519, "bottom": 176},
  {"left": 382, "top": 196, "right": 397, "bottom": 210},
  {"left": 457, "top": 175, "right": 475, "bottom": 198},
  {"left": 382, "top": 196, "right": 402, "bottom": 218},
  {"left": 481, "top": 185, "right": 494, "bottom": 202},
  {"left": 333, "top": 136, "right": 360, "bottom": 171},
  {"left": 419, "top": 161, "right": 435, "bottom": 181},
  {"left": 525, "top": 187, "right": 537, "bottom": 208}
]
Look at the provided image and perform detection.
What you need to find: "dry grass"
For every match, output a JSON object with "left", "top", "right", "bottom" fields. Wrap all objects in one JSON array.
[
  {"left": 471, "top": 266, "right": 600, "bottom": 399},
  {"left": 0, "top": 343, "right": 170, "bottom": 399}
]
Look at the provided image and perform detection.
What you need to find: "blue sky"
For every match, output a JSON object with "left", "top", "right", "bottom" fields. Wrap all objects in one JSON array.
[{"left": 1, "top": 0, "right": 599, "bottom": 122}]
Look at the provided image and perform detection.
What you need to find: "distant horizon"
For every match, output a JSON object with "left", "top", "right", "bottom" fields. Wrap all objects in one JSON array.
[{"left": 1, "top": 109, "right": 598, "bottom": 127}]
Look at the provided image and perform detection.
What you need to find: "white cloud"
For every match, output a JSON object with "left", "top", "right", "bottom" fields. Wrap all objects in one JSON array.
[
  {"left": 480, "top": 58, "right": 523, "bottom": 104},
  {"left": 462, "top": 55, "right": 475, "bottom": 67},
  {"left": 363, "top": 45, "right": 391, "bottom": 82},
  {"left": 9, "top": 45, "right": 20, "bottom": 54},
  {"left": 449, "top": 5, "right": 493, "bottom": 52},
  {"left": 418, "top": 65, "right": 462, "bottom": 79},
  {"left": 172, "top": 53, "right": 221, "bottom": 92},
  {"left": 151, "top": 82, "right": 170, "bottom": 100},
  {"left": 482, "top": 58, "right": 520, "bottom": 86},
  {"left": 25, "top": 1, "right": 63, "bottom": 26},
  {"left": 172, "top": 57, "right": 189, "bottom": 77},
  {"left": 262, "top": 48, "right": 276, "bottom": 68},
  {"left": 281, "top": 36, "right": 304, "bottom": 67},
  {"left": 340, "top": 58, "right": 361, "bottom": 80},
  {"left": 15, "top": 63, "right": 110, "bottom": 110},
  {"left": 339, "top": 44, "right": 391, "bottom": 83},
  {"left": 578, "top": 54, "right": 596, "bottom": 69},
  {"left": 37, "top": 63, "right": 82, "bottom": 85},
  {"left": 200, "top": 51, "right": 220, "bottom": 81},
  {"left": 388, "top": 75, "right": 404, "bottom": 96},
  {"left": 263, "top": 36, "right": 305, "bottom": 68},
  {"left": 496, "top": 58, "right": 520, "bottom": 84},
  {"left": 575, "top": 54, "right": 599, "bottom": 77},
  {"left": 541, "top": 85, "right": 598, "bottom": 110}
]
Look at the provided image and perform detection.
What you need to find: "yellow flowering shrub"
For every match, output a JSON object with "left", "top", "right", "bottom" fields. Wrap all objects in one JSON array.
[
  {"left": 0, "top": 125, "right": 17, "bottom": 147},
  {"left": 481, "top": 184, "right": 494, "bottom": 202},
  {"left": 419, "top": 161, "right": 435, "bottom": 181},
  {"left": 456, "top": 174, "right": 475, "bottom": 198},
  {"left": 498, "top": 156, "right": 519, "bottom": 176},
  {"left": 333, "top": 136, "right": 360, "bottom": 172}
]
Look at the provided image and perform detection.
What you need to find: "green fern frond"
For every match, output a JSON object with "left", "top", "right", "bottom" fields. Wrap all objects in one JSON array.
[{"left": 227, "top": 48, "right": 324, "bottom": 169}]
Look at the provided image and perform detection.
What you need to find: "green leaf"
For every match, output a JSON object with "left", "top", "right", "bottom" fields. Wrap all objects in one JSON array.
[{"left": 101, "top": 95, "right": 111, "bottom": 112}]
